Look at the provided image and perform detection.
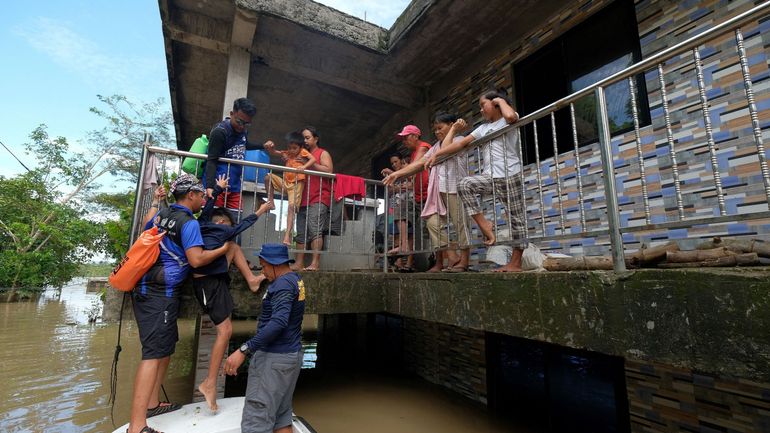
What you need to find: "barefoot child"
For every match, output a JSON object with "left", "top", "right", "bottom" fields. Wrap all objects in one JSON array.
[
  {"left": 265, "top": 131, "right": 317, "bottom": 245},
  {"left": 193, "top": 174, "right": 274, "bottom": 411},
  {"left": 427, "top": 88, "right": 526, "bottom": 272}
]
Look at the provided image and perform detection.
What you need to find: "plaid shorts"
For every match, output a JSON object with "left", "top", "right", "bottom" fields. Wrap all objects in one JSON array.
[{"left": 458, "top": 174, "right": 527, "bottom": 248}]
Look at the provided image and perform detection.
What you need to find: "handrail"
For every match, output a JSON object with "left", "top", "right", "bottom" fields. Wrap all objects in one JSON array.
[
  {"left": 432, "top": 1, "right": 770, "bottom": 160},
  {"left": 146, "top": 145, "right": 383, "bottom": 184}
]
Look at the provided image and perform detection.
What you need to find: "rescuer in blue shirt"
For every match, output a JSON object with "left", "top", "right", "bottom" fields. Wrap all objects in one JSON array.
[
  {"left": 224, "top": 243, "right": 306, "bottom": 433},
  {"left": 127, "top": 174, "right": 231, "bottom": 433}
]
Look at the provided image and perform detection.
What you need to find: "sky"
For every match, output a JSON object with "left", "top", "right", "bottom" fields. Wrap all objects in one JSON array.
[{"left": 0, "top": 0, "right": 409, "bottom": 180}]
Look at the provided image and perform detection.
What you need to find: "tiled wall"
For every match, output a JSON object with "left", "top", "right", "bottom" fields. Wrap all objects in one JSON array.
[
  {"left": 402, "top": 318, "right": 487, "bottom": 405},
  {"left": 626, "top": 359, "right": 770, "bottom": 432},
  {"left": 430, "top": 0, "right": 770, "bottom": 256}
]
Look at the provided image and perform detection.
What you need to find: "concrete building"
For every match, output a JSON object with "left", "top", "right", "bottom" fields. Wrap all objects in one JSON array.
[{"left": 155, "top": 0, "right": 770, "bottom": 432}]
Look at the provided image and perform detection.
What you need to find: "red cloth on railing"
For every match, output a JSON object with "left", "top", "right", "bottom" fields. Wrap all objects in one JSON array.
[{"left": 334, "top": 174, "right": 366, "bottom": 201}]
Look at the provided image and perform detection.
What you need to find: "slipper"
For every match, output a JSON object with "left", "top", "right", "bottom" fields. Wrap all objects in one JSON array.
[
  {"left": 442, "top": 266, "right": 468, "bottom": 273},
  {"left": 489, "top": 266, "right": 522, "bottom": 273},
  {"left": 146, "top": 402, "right": 181, "bottom": 418},
  {"left": 302, "top": 267, "right": 318, "bottom": 272}
]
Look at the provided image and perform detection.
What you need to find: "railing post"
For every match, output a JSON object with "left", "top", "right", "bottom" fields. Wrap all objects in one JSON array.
[
  {"left": 595, "top": 87, "right": 626, "bottom": 272},
  {"left": 129, "top": 133, "right": 151, "bottom": 244},
  {"left": 383, "top": 186, "right": 389, "bottom": 273}
]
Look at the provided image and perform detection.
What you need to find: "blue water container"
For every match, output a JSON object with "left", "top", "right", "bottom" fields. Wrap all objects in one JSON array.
[{"left": 243, "top": 150, "right": 270, "bottom": 183}]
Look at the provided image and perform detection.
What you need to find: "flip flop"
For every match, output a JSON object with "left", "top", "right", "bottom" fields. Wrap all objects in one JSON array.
[
  {"left": 442, "top": 265, "right": 468, "bottom": 273},
  {"left": 146, "top": 402, "right": 181, "bottom": 418},
  {"left": 489, "top": 266, "right": 522, "bottom": 273}
]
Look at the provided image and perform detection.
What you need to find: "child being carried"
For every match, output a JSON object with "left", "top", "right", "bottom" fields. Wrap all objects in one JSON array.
[{"left": 264, "top": 131, "right": 317, "bottom": 246}]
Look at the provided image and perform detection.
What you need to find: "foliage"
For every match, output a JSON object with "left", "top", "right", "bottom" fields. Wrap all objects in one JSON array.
[
  {"left": 91, "top": 191, "right": 135, "bottom": 262},
  {"left": 0, "top": 95, "right": 173, "bottom": 289},
  {"left": 88, "top": 94, "right": 174, "bottom": 183},
  {"left": 78, "top": 262, "right": 115, "bottom": 278},
  {"left": 0, "top": 172, "right": 99, "bottom": 289}
]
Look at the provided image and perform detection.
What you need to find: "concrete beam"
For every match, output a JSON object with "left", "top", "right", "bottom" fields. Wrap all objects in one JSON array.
[
  {"left": 236, "top": 0, "right": 388, "bottom": 52},
  {"left": 165, "top": 25, "right": 229, "bottom": 55},
  {"left": 222, "top": 8, "right": 259, "bottom": 118},
  {"left": 254, "top": 55, "right": 420, "bottom": 108}
]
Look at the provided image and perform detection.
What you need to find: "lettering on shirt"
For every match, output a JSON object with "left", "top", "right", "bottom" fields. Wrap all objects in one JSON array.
[{"left": 298, "top": 279, "right": 306, "bottom": 301}]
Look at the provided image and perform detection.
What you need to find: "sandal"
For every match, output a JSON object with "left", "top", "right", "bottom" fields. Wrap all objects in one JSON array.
[
  {"left": 146, "top": 402, "right": 181, "bottom": 418},
  {"left": 127, "top": 426, "right": 163, "bottom": 433},
  {"left": 442, "top": 265, "right": 469, "bottom": 273}
]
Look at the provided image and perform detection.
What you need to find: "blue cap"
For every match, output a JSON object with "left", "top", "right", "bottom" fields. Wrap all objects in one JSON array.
[{"left": 257, "top": 243, "right": 295, "bottom": 265}]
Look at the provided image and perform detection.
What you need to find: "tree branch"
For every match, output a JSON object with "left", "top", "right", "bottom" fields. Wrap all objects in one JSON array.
[
  {"left": 32, "top": 233, "right": 53, "bottom": 253},
  {"left": 0, "top": 218, "right": 20, "bottom": 249}
]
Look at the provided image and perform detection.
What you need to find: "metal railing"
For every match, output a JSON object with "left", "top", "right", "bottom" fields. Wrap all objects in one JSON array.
[
  {"left": 421, "top": 1, "right": 770, "bottom": 272},
  {"left": 131, "top": 2, "right": 770, "bottom": 273},
  {"left": 132, "top": 145, "right": 390, "bottom": 271}
]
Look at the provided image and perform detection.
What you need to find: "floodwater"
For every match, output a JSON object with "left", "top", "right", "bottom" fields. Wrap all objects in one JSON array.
[
  {"left": 0, "top": 280, "right": 195, "bottom": 433},
  {"left": 0, "top": 280, "right": 522, "bottom": 433}
]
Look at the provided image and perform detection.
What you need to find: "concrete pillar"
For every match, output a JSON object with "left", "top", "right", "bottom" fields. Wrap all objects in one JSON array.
[{"left": 221, "top": 8, "right": 258, "bottom": 118}]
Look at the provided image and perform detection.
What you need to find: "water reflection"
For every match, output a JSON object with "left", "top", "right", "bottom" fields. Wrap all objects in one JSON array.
[
  {"left": 2, "top": 282, "right": 526, "bottom": 433},
  {"left": 0, "top": 281, "right": 195, "bottom": 433}
]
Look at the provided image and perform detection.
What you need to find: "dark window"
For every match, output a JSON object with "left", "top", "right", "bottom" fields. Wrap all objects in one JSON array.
[
  {"left": 514, "top": 0, "right": 649, "bottom": 164},
  {"left": 486, "top": 333, "right": 630, "bottom": 433}
]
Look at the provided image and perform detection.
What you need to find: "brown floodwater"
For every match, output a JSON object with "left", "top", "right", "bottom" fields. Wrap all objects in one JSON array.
[
  {"left": 0, "top": 280, "right": 524, "bottom": 433},
  {"left": 0, "top": 280, "right": 196, "bottom": 433}
]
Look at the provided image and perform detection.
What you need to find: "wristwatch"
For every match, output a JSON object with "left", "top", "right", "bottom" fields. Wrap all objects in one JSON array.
[{"left": 239, "top": 343, "right": 251, "bottom": 356}]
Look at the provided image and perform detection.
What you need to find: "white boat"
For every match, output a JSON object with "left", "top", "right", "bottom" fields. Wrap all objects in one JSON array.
[{"left": 111, "top": 397, "right": 315, "bottom": 433}]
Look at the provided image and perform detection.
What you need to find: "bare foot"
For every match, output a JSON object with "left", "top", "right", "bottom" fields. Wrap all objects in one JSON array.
[
  {"left": 491, "top": 264, "right": 522, "bottom": 273},
  {"left": 426, "top": 266, "right": 443, "bottom": 273},
  {"left": 198, "top": 379, "right": 218, "bottom": 412},
  {"left": 303, "top": 265, "right": 319, "bottom": 271},
  {"left": 478, "top": 221, "right": 496, "bottom": 246},
  {"left": 290, "top": 264, "right": 302, "bottom": 271},
  {"left": 282, "top": 238, "right": 292, "bottom": 246},
  {"left": 387, "top": 246, "right": 410, "bottom": 255},
  {"left": 247, "top": 274, "right": 266, "bottom": 293}
]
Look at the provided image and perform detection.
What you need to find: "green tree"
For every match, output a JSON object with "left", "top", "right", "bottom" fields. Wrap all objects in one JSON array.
[
  {"left": 0, "top": 172, "right": 99, "bottom": 288},
  {"left": 0, "top": 95, "right": 174, "bottom": 289},
  {"left": 91, "top": 191, "right": 134, "bottom": 262}
]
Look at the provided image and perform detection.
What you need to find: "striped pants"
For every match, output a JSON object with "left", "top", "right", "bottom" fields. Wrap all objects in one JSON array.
[{"left": 458, "top": 174, "right": 527, "bottom": 248}]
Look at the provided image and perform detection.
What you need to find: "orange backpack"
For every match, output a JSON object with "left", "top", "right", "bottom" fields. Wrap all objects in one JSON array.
[{"left": 109, "top": 226, "right": 166, "bottom": 292}]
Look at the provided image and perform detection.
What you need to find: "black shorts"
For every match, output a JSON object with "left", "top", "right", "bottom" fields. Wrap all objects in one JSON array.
[
  {"left": 132, "top": 292, "right": 179, "bottom": 360},
  {"left": 193, "top": 274, "right": 234, "bottom": 325}
]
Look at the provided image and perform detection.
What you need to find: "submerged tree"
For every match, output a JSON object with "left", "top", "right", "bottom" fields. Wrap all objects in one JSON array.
[{"left": 0, "top": 95, "right": 173, "bottom": 289}]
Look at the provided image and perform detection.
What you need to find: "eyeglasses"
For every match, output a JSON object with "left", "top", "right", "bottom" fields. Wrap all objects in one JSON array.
[{"left": 233, "top": 117, "right": 251, "bottom": 127}]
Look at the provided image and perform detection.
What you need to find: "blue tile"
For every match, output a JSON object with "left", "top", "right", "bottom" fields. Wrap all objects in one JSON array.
[
  {"left": 749, "top": 53, "right": 766, "bottom": 67},
  {"left": 721, "top": 175, "right": 741, "bottom": 187},
  {"left": 727, "top": 223, "right": 750, "bottom": 235},
  {"left": 668, "top": 229, "right": 688, "bottom": 239}
]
